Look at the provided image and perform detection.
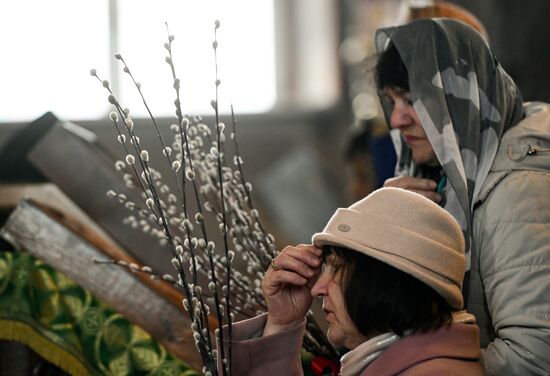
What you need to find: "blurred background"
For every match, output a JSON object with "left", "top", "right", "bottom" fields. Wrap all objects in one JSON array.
[
  {"left": 1, "top": 0, "right": 550, "bottom": 373},
  {"left": 2, "top": 0, "right": 550, "bottom": 247}
]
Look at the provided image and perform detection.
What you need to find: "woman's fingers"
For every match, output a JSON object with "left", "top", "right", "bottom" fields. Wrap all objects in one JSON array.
[
  {"left": 384, "top": 176, "right": 437, "bottom": 190},
  {"left": 264, "top": 270, "right": 308, "bottom": 294},
  {"left": 262, "top": 245, "right": 322, "bottom": 332},
  {"left": 269, "top": 245, "right": 321, "bottom": 279},
  {"left": 263, "top": 244, "right": 322, "bottom": 296},
  {"left": 384, "top": 176, "right": 442, "bottom": 203}
]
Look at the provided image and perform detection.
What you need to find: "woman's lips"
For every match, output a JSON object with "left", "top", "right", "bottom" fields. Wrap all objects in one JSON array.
[{"left": 404, "top": 135, "right": 424, "bottom": 144}]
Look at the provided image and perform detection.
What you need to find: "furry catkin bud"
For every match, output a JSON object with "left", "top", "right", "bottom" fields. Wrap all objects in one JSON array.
[
  {"left": 181, "top": 117, "right": 190, "bottom": 129},
  {"left": 182, "top": 219, "right": 193, "bottom": 231},
  {"left": 176, "top": 245, "right": 183, "bottom": 255},
  {"left": 185, "top": 169, "right": 195, "bottom": 180},
  {"left": 125, "top": 119, "right": 134, "bottom": 132},
  {"left": 125, "top": 154, "right": 135, "bottom": 165},
  {"left": 207, "top": 241, "right": 215, "bottom": 252},
  {"left": 171, "top": 160, "right": 181, "bottom": 172},
  {"left": 140, "top": 150, "right": 149, "bottom": 162},
  {"left": 163, "top": 274, "right": 175, "bottom": 282},
  {"left": 208, "top": 282, "right": 216, "bottom": 292},
  {"left": 146, "top": 198, "right": 155, "bottom": 209}
]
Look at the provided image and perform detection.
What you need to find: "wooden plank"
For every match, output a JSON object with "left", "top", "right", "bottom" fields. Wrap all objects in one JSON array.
[
  {"left": 27, "top": 120, "right": 175, "bottom": 276},
  {"left": 0, "top": 199, "right": 203, "bottom": 371}
]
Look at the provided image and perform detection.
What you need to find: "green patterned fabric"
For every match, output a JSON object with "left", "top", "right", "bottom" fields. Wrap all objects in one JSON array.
[{"left": 0, "top": 250, "right": 200, "bottom": 376}]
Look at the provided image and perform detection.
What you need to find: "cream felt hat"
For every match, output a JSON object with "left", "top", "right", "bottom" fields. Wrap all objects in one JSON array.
[{"left": 312, "top": 187, "right": 466, "bottom": 309}]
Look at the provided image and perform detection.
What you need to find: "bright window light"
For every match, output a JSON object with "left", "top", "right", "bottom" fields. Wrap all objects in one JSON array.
[
  {"left": 1, "top": 0, "right": 276, "bottom": 122},
  {"left": 117, "top": 0, "right": 276, "bottom": 117},
  {"left": 0, "top": 0, "right": 110, "bottom": 122}
]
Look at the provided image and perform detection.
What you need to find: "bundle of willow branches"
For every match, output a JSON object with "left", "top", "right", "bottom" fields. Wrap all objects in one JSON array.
[{"left": 91, "top": 21, "right": 337, "bottom": 376}]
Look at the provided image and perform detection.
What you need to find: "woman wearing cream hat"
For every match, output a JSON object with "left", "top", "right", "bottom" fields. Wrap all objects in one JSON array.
[{"left": 218, "top": 187, "right": 482, "bottom": 375}]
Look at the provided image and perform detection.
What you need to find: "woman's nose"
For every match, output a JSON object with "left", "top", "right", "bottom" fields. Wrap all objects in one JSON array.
[
  {"left": 311, "top": 272, "right": 327, "bottom": 297},
  {"left": 390, "top": 103, "right": 411, "bottom": 130}
]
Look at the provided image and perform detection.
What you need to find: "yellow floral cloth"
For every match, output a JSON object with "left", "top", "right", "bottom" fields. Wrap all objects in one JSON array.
[{"left": 0, "top": 251, "right": 199, "bottom": 376}]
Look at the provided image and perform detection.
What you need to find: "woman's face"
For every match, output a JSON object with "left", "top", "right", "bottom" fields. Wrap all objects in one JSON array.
[
  {"left": 311, "top": 254, "right": 369, "bottom": 349},
  {"left": 383, "top": 87, "right": 438, "bottom": 166}
]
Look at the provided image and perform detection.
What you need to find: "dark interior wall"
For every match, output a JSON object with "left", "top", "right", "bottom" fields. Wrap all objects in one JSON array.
[
  {"left": 448, "top": 0, "right": 550, "bottom": 102},
  {"left": 86, "top": 109, "right": 351, "bottom": 247},
  {"left": 0, "top": 106, "right": 351, "bottom": 252}
]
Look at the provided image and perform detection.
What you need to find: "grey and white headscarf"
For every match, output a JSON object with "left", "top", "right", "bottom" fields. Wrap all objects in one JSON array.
[{"left": 375, "top": 18, "right": 524, "bottom": 256}]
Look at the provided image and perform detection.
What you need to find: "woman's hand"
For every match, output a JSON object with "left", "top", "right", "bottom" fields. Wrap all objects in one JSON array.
[
  {"left": 384, "top": 176, "right": 442, "bottom": 203},
  {"left": 262, "top": 244, "right": 322, "bottom": 336}
]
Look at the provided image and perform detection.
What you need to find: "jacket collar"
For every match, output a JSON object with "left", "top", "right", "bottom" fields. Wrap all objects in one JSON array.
[{"left": 362, "top": 323, "right": 480, "bottom": 376}]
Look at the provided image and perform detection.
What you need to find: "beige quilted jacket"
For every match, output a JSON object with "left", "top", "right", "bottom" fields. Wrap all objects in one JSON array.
[{"left": 468, "top": 102, "right": 550, "bottom": 375}]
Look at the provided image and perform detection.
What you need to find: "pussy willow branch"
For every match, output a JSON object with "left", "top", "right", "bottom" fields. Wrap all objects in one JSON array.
[
  {"left": 162, "top": 25, "right": 220, "bottom": 366},
  {"left": 229, "top": 106, "right": 276, "bottom": 262},
  {"left": 91, "top": 19, "right": 341, "bottom": 374},
  {"left": 211, "top": 20, "right": 232, "bottom": 376},
  {"left": 92, "top": 72, "right": 217, "bottom": 371},
  {"left": 163, "top": 32, "right": 232, "bottom": 376}
]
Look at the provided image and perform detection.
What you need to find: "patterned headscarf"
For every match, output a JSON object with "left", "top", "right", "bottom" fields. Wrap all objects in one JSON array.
[{"left": 375, "top": 18, "right": 524, "bottom": 254}]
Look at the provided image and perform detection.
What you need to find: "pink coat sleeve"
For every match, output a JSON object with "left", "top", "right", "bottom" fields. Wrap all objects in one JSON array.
[{"left": 218, "top": 313, "right": 305, "bottom": 376}]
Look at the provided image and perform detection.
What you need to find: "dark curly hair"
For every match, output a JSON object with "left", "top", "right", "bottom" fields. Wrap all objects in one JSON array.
[{"left": 375, "top": 42, "right": 409, "bottom": 92}]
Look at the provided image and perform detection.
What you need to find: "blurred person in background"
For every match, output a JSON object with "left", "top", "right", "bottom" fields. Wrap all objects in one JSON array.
[{"left": 341, "top": 117, "right": 395, "bottom": 203}]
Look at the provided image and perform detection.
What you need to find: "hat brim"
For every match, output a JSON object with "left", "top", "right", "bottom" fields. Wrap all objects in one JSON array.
[{"left": 312, "top": 232, "right": 464, "bottom": 309}]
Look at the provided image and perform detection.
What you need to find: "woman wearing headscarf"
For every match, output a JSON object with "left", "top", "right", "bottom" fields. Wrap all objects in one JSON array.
[
  {"left": 377, "top": 18, "right": 550, "bottom": 375},
  {"left": 218, "top": 188, "right": 482, "bottom": 375}
]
